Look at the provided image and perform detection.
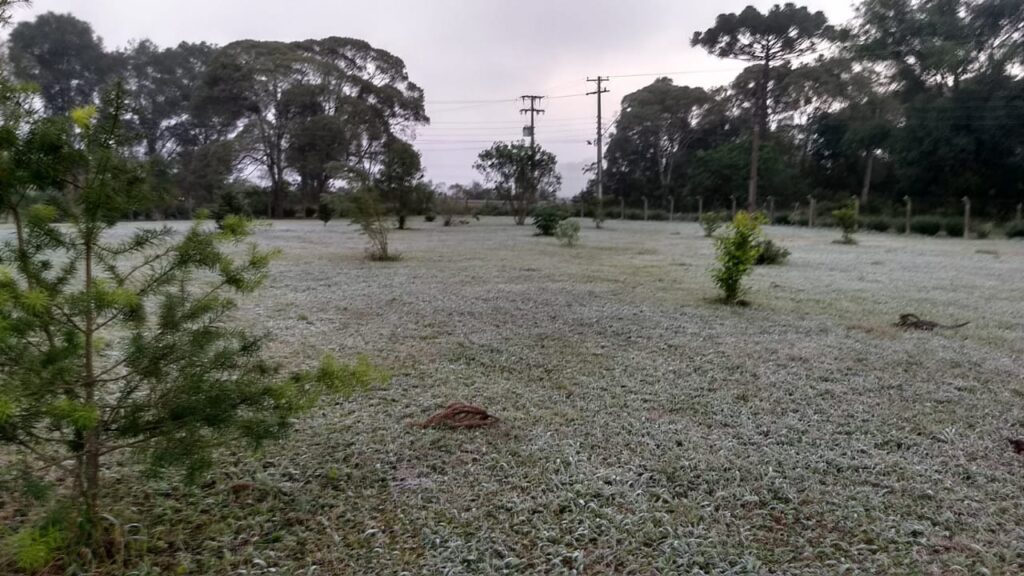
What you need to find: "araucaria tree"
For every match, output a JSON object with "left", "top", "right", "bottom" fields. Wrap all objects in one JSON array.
[
  {"left": 692, "top": 3, "right": 833, "bottom": 211},
  {"left": 474, "top": 141, "right": 561, "bottom": 225},
  {"left": 0, "top": 84, "right": 378, "bottom": 558}
]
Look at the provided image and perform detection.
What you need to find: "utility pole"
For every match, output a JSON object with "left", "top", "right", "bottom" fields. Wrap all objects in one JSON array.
[
  {"left": 587, "top": 76, "right": 609, "bottom": 228},
  {"left": 519, "top": 95, "right": 545, "bottom": 148},
  {"left": 520, "top": 95, "right": 544, "bottom": 219}
]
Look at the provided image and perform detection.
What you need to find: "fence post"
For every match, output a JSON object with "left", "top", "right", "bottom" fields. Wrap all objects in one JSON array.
[
  {"left": 620, "top": 197, "right": 625, "bottom": 221},
  {"left": 852, "top": 195, "right": 860, "bottom": 231},
  {"left": 698, "top": 197, "right": 704, "bottom": 220},
  {"left": 904, "top": 196, "right": 912, "bottom": 235},
  {"left": 793, "top": 202, "right": 800, "bottom": 224},
  {"left": 1017, "top": 202, "right": 1022, "bottom": 224},
  {"left": 807, "top": 196, "right": 816, "bottom": 227},
  {"left": 768, "top": 196, "right": 775, "bottom": 223},
  {"left": 643, "top": 197, "right": 649, "bottom": 221},
  {"left": 730, "top": 195, "right": 737, "bottom": 218},
  {"left": 962, "top": 196, "right": 971, "bottom": 239},
  {"left": 669, "top": 197, "right": 675, "bottom": 222}
]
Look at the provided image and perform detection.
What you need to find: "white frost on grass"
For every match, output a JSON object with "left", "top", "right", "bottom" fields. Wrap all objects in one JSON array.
[{"left": 4, "top": 218, "right": 1023, "bottom": 574}]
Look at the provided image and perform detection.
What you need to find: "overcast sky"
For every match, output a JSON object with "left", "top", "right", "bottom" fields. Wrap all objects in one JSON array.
[{"left": 14, "top": 0, "right": 856, "bottom": 195}]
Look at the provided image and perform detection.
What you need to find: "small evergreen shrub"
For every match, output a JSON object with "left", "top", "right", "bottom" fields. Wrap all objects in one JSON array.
[
  {"left": 910, "top": 217, "right": 942, "bottom": 236},
  {"left": 755, "top": 239, "right": 790, "bottom": 266},
  {"left": 212, "top": 188, "right": 250, "bottom": 229},
  {"left": 350, "top": 189, "right": 399, "bottom": 261},
  {"left": 865, "top": 218, "right": 891, "bottom": 232},
  {"left": 712, "top": 212, "right": 766, "bottom": 304},
  {"left": 976, "top": 223, "right": 992, "bottom": 239},
  {"left": 1005, "top": 223, "right": 1024, "bottom": 238},
  {"left": 424, "top": 213, "right": 437, "bottom": 223},
  {"left": 832, "top": 202, "right": 858, "bottom": 244},
  {"left": 700, "top": 211, "right": 724, "bottom": 237},
  {"left": 532, "top": 205, "right": 567, "bottom": 236},
  {"left": 555, "top": 219, "right": 581, "bottom": 247},
  {"left": 318, "top": 200, "right": 336, "bottom": 226},
  {"left": 304, "top": 206, "right": 317, "bottom": 218},
  {"left": 944, "top": 218, "right": 965, "bottom": 238}
]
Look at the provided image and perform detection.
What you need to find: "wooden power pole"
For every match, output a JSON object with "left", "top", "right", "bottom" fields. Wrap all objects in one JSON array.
[{"left": 587, "top": 76, "right": 609, "bottom": 228}]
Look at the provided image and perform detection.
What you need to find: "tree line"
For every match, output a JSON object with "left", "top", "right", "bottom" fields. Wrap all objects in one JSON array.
[
  {"left": 4, "top": 11, "right": 432, "bottom": 220},
  {"left": 583, "top": 0, "right": 1024, "bottom": 220}
]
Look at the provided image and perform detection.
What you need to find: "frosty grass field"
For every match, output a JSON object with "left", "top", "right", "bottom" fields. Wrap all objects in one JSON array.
[{"left": 21, "top": 218, "right": 1024, "bottom": 573}]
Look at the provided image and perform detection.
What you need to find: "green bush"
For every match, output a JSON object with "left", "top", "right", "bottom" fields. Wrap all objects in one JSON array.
[
  {"left": 712, "top": 212, "right": 766, "bottom": 304},
  {"left": 976, "top": 223, "right": 992, "bottom": 239},
  {"left": 910, "top": 217, "right": 942, "bottom": 236},
  {"left": 1006, "top": 223, "right": 1024, "bottom": 238},
  {"left": 755, "top": 238, "right": 790, "bottom": 266},
  {"left": 318, "top": 200, "right": 336, "bottom": 226},
  {"left": 555, "top": 219, "right": 581, "bottom": 247},
  {"left": 476, "top": 202, "right": 508, "bottom": 217},
  {"left": 700, "top": 211, "right": 724, "bottom": 237},
  {"left": 424, "top": 213, "right": 437, "bottom": 223},
  {"left": 532, "top": 205, "right": 567, "bottom": 236},
  {"left": 944, "top": 218, "right": 965, "bottom": 238},
  {"left": 865, "top": 217, "right": 891, "bottom": 232},
  {"left": 350, "top": 189, "right": 400, "bottom": 261},
  {"left": 832, "top": 202, "right": 858, "bottom": 244},
  {"left": 212, "top": 188, "right": 250, "bottom": 229}
]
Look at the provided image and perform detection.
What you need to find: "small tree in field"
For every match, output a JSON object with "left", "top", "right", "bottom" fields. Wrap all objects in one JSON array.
[
  {"left": 318, "top": 198, "right": 337, "bottom": 226},
  {"left": 700, "top": 211, "right": 724, "bottom": 237},
  {"left": 832, "top": 202, "right": 858, "bottom": 244},
  {"left": 712, "top": 211, "right": 766, "bottom": 304},
  {"left": 555, "top": 219, "right": 582, "bottom": 247},
  {"left": 0, "top": 85, "right": 383, "bottom": 568},
  {"left": 474, "top": 141, "right": 561, "bottom": 226},
  {"left": 350, "top": 188, "right": 399, "bottom": 261}
]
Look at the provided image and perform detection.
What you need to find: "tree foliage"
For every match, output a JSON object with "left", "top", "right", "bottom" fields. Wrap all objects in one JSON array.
[
  {"left": 474, "top": 142, "right": 561, "bottom": 225},
  {"left": 0, "top": 83, "right": 382, "bottom": 562},
  {"left": 712, "top": 212, "right": 766, "bottom": 304},
  {"left": 692, "top": 3, "right": 834, "bottom": 211},
  {"left": 8, "top": 12, "right": 111, "bottom": 115}
]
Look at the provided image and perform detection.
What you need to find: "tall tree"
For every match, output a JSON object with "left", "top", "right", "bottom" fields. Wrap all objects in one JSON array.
[
  {"left": 604, "top": 80, "right": 731, "bottom": 207},
  {"left": 199, "top": 37, "right": 427, "bottom": 218},
  {"left": 376, "top": 137, "right": 424, "bottom": 230},
  {"left": 692, "top": 3, "right": 833, "bottom": 211},
  {"left": 8, "top": 12, "right": 111, "bottom": 115},
  {"left": 474, "top": 142, "right": 561, "bottom": 225}
]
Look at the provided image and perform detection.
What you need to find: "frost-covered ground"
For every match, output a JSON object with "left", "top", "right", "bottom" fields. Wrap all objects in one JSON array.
[{"left": 17, "top": 218, "right": 1024, "bottom": 574}]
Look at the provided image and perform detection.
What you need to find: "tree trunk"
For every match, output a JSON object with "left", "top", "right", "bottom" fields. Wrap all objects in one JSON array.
[
  {"left": 748, "top": 124, "right": 761, "bottom": 213},
  {"left": 748, "top": 53, "right": 772, "bottom": 213},
  {"left": 83, "top": 234, "right": 101, "bottom": 533},
  {"left": 861, "top": 152, "right": 874, "bottom": 205},
  {"left": 271, "top": 181, "right": 286, "bottom": 219}
]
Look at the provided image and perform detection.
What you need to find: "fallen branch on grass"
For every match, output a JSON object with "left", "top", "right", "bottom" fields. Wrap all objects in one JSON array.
[
  {"left": 417, "top": 403, "right": 499, "bottom": 429},
  {"left": 1009, "top": 438, "right": 1024, "bottom": 456},
  {"left": 895, "top": 313, "right": 970, "bottom": 331}
]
